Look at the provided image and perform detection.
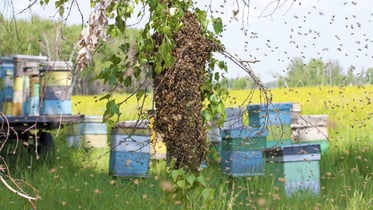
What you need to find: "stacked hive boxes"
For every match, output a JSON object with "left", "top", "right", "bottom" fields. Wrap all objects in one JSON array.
[
  {"left": 24, "top": 62, "right": 41, "bottom": 116},
  {"left": 221, "top": 126, "right": 267, "bottom": 176},
  {"left": 109, "top": 120, "right": 151, "bottom": 177},
  {"left": 247, "top": 102, "right": 322, "bottom": 196},
  {"left": 80, "top": 116, "right": 108, "bottom": 148},
  {"left": 0, "top": 55, "right": 74, "bottom": 116},
  {"left": 40, "top": 61, "right": 73, "bottom": 115},
  {"left": 247, "top": 103, "right": 294, "bottom": 147},
  {"left": 219, "top": 106, "right": 269, "bottom": 176},
  {"left": 207, "top": 106, "right": 246, "bottom": 162},
  {"left": 12, "top": 55, "right": 48, "bottom": 116},
  {"left": 264, "top": 144, "right": 321, "bottom": 196}
]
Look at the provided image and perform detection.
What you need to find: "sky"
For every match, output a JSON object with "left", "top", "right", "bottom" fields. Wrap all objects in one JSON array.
[{"left": 1, "top": 0, "right": 372, "bottom": 83}]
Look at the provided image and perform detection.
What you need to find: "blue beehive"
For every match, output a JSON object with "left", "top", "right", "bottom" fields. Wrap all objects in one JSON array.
[
  {"left": 40, "top": 61, "right": 72, "bottom": 115},
  {"left": 109, "top": 120, "right": 150, "bottom": 177},
  {"left": 264, "top": 144, "right": 321, "bottom": 196},
  {"left": 221, "top": 126, "right": 268, "bottom": 176},
  {"left": 0, "top": 57, "right": 14, "bottom": 114},
  {"left": 224, "top": 107, "right": 245, "bottom": 129},
  {"left": 41, "top": 100, "right": 72, "bottom": 115},
  {"left": 248, "top": 103, "right": 293, "bottom": 127}
]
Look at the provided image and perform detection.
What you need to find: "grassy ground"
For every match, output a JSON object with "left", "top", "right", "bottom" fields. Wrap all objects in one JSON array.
[{"left": 0, "top": 85, "right": 372, "bottom": 209}]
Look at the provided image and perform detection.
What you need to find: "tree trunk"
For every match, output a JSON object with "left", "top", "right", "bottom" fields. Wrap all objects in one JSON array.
[{"left": 153, "top": 11, "right": 215, "bottom": 172}]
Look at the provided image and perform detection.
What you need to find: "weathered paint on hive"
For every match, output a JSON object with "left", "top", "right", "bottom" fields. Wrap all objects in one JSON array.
[
  {"left": 248, "top": 103, "right": 293, "bottom": 127},
  {"left": 264, "top": 144, "right": 321, "bottom": 196},
  {"left": 109, "top": 122, "right": 151, "bottom": 177}
]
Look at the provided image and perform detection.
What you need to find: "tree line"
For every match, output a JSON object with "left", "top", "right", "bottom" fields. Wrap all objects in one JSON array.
[{"left": 275, "top": 57, "right": 373, "bottom": 88}]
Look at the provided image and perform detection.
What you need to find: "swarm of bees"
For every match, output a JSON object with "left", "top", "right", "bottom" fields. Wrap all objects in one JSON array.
[{"left": 153, "top": 11, "right": 217, "bottom": 170}]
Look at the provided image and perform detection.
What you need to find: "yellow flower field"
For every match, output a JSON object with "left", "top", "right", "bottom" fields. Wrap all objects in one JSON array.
[{"left": 72, "top": 85, "right": 373, "bottom": 149}]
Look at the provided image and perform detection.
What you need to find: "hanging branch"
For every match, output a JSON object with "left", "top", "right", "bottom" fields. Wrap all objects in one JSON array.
[
  {"left": 0, "top": 156, "right": 39, "bottom": 207},
  {"left": 220, "top": 49, "right": 272, "bottom": 103},
  {"left": 0, "top": 114, "right": 38, "bottom": 204},
  {"left": 0, "top": 175, "right": 37, "bottom": 201}
]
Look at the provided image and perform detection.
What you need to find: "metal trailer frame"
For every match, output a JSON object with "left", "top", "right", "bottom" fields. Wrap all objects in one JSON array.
[{"left": 0, "top": 114, "right": 84, "bottom": 155}]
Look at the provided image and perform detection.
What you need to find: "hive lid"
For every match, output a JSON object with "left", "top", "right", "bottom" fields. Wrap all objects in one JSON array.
[
  {"left": 115, "top": 120, "right": 149, "bottom": 129},
  {"left": 247, "top": 103, "right": 293, "bottom": 111},
  {"left": 83, "top": 115, "right": 103, "bottom": 122},
  {"left": 292, "top": 115, "right": 328, "bottom": 128},
  {"left": 41, "top": 61, "right": 73, "bottom": 71},
  {"left": 13, "top": 54, "right": 48, "bottom": 62},
  {"left": 221, "top": 126, "right": 268, "bottom": 139},
  {"left": 264, "top": 143, "right": 321, "bottom": 162},
  {"left": 0, "top": 56, "right": 14, "bottom": 64}
]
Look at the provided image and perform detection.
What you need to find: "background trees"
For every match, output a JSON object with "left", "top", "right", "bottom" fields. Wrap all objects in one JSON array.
[
  {"left": 0, "top": 15, "right": 80, "bottom": 60},
  {"left": 276, "top": 57, "right": 371, "bottom": 87}
]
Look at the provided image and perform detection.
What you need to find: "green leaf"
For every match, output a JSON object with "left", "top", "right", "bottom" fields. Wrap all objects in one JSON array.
[
  {"left": 195, "top": 8, "right": 208, "bottom": 30},
  {"left": 212, "top": 17, "right": 223, "bottom": 34},
  {"left": 136, "top": 89, "right": 144, "bottom": 101},
  {"left": 106, "top": 100, "right": 120, "bottom": 115},
  {"left": 154, "top": 61, "right": 162, "bottom": 74},
  {"left": 110, "top": 54, "right": 122, "bottom": 65},
  {"left": 54, "top": 0, "right": 63, "bottom": 7},
  {"left": 171, "top": 170, "right": 181, "bottom": 182},
  {"left": 186, "top": 173, "right": 196, "bottom": 186},
  {"left": 209, "top": 94, "right": 219, "bottom": 104},
  {"left": 218, "top": 61, "right": 227, "bottom": 70},
  {"left": 133, "top": 66, "right": 141, "bottom": 79},
  {"left": 196, "top": 175, "right": 207, "bottom": 187},
  {"left": 119, "top": 43, "right": 130, "bottom": 53},
  {"left": 59, "top": 6, "right": 65, "bottom": 16},
  {"left": 201, "top": 188, "right": 215, "bottom": 201},
  {"left": 202, "top": 110, "right": 213, "bottom": 122},
  {"left": 161, "top": 25, "right": 171, "bottom": 35},
  {"left": 214, "top": 72, "right": 220, "bottom": 81},
  {"left": 216, "top": 102, "right": 225, "bottom": 114},
  {"left": 177, "top": 180, "right": 186, "bottom": 188},
  {"left": 123, "top": 76, "right": 132, "bottom": 87}
]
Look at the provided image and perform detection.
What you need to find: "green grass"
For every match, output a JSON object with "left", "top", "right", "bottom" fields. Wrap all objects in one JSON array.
[
  {"left": 2, "top": 140, "right": 372, "bottom": 209},
  {"left": 0, "top": 85, "right": 372, "bottom": 209}
]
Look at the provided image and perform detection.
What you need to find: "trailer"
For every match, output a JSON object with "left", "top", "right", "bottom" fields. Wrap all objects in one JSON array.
[
  {"left": 0, "top": 55, "right": 83, "bottom": 155},
  {"left": 1, "top": 114, "right": 83, "bottom": 153}
]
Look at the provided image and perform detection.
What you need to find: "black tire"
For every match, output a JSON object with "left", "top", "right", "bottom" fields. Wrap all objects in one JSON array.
[{"left": 37, "top": 132, "right": 55, "bottom": 157}]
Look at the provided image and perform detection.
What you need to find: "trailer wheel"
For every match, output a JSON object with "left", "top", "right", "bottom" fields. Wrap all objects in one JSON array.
[{"left": 38, "top": 132, "right": 55, "bottom": 157}]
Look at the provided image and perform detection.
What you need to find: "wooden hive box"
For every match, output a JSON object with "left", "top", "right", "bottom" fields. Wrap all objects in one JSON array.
[
  {"left": 80, "top": 115, "right": 108, "bottom": 148},
  {"left": 264, "top": 144, "right": 321, "bottom": 196},
  {"left": 221, "top": 126, "right": 268, "bottom": 176},
  {"left": 247, "top": 103, "right": 293, "bottom": 127},
  {"left": 224, "top": 107, "right": 246, "bottom": 129},
  {"left": 109, "top": 120, "right": 150, "bottom": 177},
  {"left": 291, "top": 115, "right": 329, "bottom": 153}
]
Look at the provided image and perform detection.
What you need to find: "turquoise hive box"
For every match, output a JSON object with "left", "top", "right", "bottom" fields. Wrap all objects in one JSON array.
[
  {"left": 221, "top": 126, "right": 268, "bottom": 177},
  {"left": 264, "top": 144, "right": 321, "bottom": 196}
]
